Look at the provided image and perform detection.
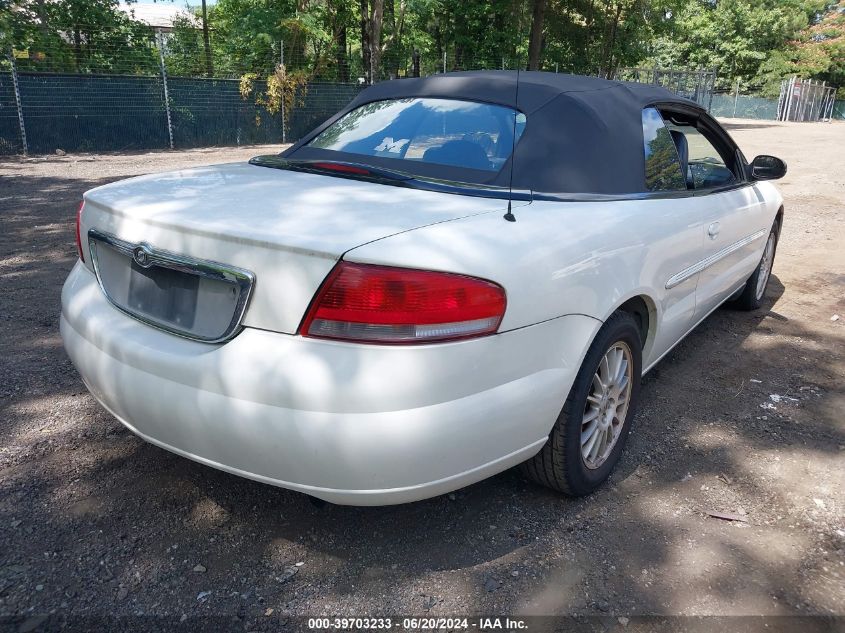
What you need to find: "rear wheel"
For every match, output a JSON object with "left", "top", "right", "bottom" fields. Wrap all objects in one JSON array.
[
  {"left": 522, "top": 311, "right": 642, "bottom": 496},
  {"left": 733, "top": 224, "right": 778, "bottom": 311}
]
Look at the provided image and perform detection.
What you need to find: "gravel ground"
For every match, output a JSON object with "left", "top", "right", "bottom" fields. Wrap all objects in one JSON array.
[{"left": 1, "top": 122, "right": 844, "bottom": 627}]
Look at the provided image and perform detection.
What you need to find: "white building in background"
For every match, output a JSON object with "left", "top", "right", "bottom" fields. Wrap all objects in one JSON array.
[{"left": 117, "top": 3, "right": 200, "bottom": 34}]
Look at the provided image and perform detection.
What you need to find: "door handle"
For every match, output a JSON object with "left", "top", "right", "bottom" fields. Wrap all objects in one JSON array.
[{"left": 708, "top": 222, "right": 721, "bottom": 239}]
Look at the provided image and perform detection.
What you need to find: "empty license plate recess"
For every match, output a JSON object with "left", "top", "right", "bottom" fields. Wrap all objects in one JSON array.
[
  {"left": 88, "top": 230, "right": 255, "bottom": 342},
  {"left": 128, "top": 261, "right": 200, "bottom": 329}
]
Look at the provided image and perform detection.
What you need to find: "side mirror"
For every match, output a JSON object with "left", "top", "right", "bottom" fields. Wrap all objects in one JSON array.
[{"left": 750, "top": 155, "right": 787, "bottom": 180}]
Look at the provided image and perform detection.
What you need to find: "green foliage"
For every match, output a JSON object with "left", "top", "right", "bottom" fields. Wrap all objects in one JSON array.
[
  {"left": 647, "top": 0, "right": 842, "bottom": 92},
  {"left": 240, "top": 64, "right": 308, "bottom": 132},
  {"left": 165, "top": 15, "right": 209, "bottom": 77},
  {"left": 541, "top": 0, "right": 687, "bottom": 76},
  {"left": 3, "top": 0, "right": 158, "bottom": 74},
  {"left": 3, "top": 0, "right": 842, "bottom": 94},
  {"left": 757, "top": 0, "right": 845, "bottom": 97},
  {"left": 199, "top": 0, "right": 297, "bottom": 76}
]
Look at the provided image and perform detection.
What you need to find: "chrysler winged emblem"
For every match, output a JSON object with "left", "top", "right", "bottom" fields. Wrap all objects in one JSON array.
[{"left": 132, "top": 244, "right": 154, "bottom": 268}]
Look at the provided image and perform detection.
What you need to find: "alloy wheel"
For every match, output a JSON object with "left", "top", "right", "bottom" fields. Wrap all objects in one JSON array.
[{"left": 581, "top": 341, "right": 634, "bottom": 469}]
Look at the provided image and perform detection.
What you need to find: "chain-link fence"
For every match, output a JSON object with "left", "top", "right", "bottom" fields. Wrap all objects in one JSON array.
[
  {"left": 613, "top": 67, "right": 717, "bottom": 110},
  {"left": 709, "top": 86, "right": 844, "bottom": 121},
  {"left": 1, "top": 41, "right": 542, "bottom": 156},
  {"left": 709, "top": 92, "right": 779, "bottom": 120},
  {"left": 4, "top": 18, "right": 572, "bottom": 151},
  {"left": 0, "top": 70, "right": 23, "bottom": 154},
  {"left": 2, "top": 21, "right": 841, "bottom": 156}
]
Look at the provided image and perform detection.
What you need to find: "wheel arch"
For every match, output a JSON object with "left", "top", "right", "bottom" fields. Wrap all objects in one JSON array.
[
  {"left": 775, "top": 205, "right": 784, "bottom": 233},
  {"left": 610, "top": 294, "right": 657, "bottom": 356}
]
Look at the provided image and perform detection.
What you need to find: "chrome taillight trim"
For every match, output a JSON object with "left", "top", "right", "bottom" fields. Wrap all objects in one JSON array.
[{"left": 87, "top": 229, "right": 256, "bottom": 344}]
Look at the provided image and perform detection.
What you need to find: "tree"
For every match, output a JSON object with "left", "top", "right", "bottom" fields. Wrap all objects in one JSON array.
[
  {"left": 526, "top": 0, "right": 681, "bottom": 77},
  {"left": 648, "top": 0, "right": 830, "bottom": 90},
  {"left": 527, "top": 0, "right": 547, "bottom": 70},
  {"left": 2, "top": 0, "right": 157, "bottom": 74},
  {"left": 359, "top": 0, "right": 370, "bottom": 79},
  {"left": 359, "top": 0, "right": 384, "bottom": 82},
  {"left": 200, "top": 0, "right": 213, "bottom": 77},
  {"left": 757, "top": 0, "right": 845, "bottom": 96},
  {"left": 327, "top": 0, "right": 354, "bottom": 81},
  {"left": 381, "top": 0, "right": 410, "bottom": 78},
  {"left": 5, "top": 0, "right": 840, "bottom": 98},
  {"left": 370, "top": 0, "right": 384, "bottom": 80},
  {"left": 433, "top": 0, "right": 529, "bottom": 69},
  {"left": 200, "top": 0, "right": 295, "bottom": 77}
]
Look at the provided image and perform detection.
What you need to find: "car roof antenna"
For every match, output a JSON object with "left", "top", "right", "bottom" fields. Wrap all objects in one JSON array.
[{"left": 503, "top": 67, "right": 520, "bottom": 223}]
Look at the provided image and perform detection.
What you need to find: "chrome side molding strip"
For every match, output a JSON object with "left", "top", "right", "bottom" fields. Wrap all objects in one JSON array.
[{"left": 665, "top": 228, "right": 767, "bottom": 290}]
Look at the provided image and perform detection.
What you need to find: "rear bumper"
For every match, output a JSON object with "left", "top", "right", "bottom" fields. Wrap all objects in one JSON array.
[{"left": 61, "top": 261, "right": 599, "bottom": 505}]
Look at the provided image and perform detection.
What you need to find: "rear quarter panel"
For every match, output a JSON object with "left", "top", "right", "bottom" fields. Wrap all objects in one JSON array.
[{"left": 345, "top": 196, "right": 712, "bottom": 369}]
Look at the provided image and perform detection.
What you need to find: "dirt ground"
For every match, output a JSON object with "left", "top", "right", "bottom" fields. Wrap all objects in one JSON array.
[{"left": 1, "top": 120, "right": 843, "bottom": 628}]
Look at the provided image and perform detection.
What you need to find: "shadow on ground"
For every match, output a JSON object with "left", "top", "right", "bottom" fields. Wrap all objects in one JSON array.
[{"left": 1, "top": 156, "right": 843, "bottom": 620}]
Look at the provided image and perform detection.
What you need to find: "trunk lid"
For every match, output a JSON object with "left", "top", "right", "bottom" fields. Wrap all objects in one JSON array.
[{"left": 81, "top": 161, "right": 515, "bottom": 336}]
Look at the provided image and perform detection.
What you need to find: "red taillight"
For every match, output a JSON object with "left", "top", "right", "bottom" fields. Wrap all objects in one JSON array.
[
  {"left": 301, "top": 262, "right": 506, "bottom": 344},
  {"left": 75, "top": 201, "right": 85, "bottom": 262}
]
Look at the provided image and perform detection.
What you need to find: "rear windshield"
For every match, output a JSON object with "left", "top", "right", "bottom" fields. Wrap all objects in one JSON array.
[{"left": 308, "top": 98, "right": 525, "bottom": 173}]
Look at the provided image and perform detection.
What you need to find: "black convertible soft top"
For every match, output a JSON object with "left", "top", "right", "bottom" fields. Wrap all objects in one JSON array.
[{"left": 283, "top": 71, "right": 704, "bottom": 195}]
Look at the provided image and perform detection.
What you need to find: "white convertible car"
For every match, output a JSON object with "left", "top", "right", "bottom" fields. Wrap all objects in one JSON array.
[{"left": 61, "top": 71, "right": 786, "bottom": 505}]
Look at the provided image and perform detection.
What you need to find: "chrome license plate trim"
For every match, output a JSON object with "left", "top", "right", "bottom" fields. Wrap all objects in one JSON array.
[{"left": 88, "top": 229, "right": 256, "bottom": 344}]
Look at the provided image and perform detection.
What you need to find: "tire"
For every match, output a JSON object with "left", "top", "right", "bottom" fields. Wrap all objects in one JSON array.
[
  {"left": 522, "top": 310, "right": 642, "bottom": 496},
  {"left": 733, "top": 223, "right": 779, "bottom": 311}
]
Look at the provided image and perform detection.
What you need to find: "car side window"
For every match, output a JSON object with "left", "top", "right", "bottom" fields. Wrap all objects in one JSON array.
[
  {"left": 664, "top": 122, "right": 737, "bottom": 189},
  {"left": 641, "top": 107, "right": 686, "bottom": 192}
]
